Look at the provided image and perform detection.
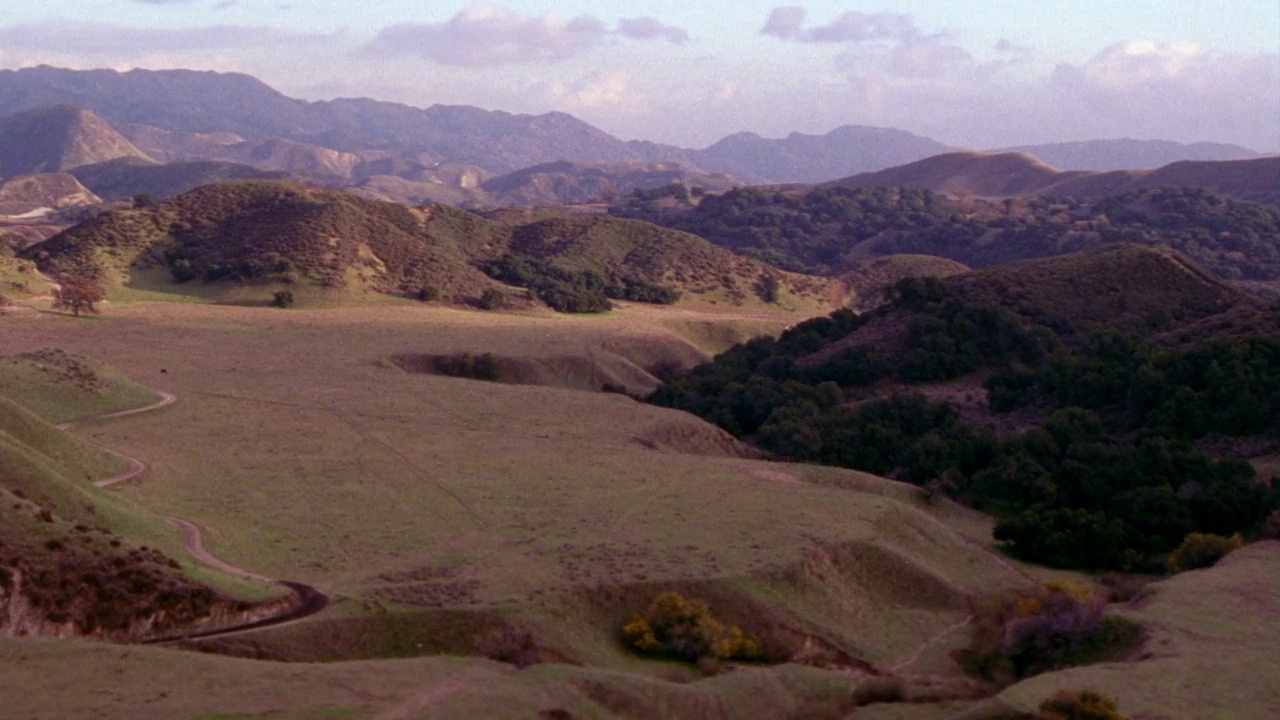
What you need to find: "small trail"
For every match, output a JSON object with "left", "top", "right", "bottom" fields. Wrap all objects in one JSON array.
[
  {"left": 56, "top": 391, "right": 331, "bottom": 642},
  {"left": 883, "top": 614, "right": 974, "bottom": 673}
]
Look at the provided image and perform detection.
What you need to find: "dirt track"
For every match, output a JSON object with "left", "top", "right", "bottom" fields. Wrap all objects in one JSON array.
[{"left": 58, "top": 391, "right": 330, "bottom": 641}]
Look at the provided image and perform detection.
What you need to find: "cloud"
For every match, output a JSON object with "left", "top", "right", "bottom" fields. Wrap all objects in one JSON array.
[
  {"left": 132, "top": 0, "right": 193, "bottom": 5},
  {"left": 617, "top": 17, "right": 688, "bottom": 44},
  {"left": 366, "top": 9, "right": 689, "bottom": 67},
  {"left": 762, "top": 7, "right": 919, "bottom": 43},
  {"left": 0, "top": 19, "right": 332, "bottom": 56}
]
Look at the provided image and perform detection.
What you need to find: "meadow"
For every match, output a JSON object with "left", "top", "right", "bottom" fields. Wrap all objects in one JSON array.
[{"left": 1, "top": 298, "right": 1275, "bottom": 719}]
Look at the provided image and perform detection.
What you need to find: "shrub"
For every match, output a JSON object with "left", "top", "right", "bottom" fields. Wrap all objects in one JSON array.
[
  {"left": 478, "top": 288, "right": 506, "bottom": 310},
  {"left": 272, "top": 290, "right": 295, "bottom": 308},
  {"left": 432, "top": 353, "right": 502, "bottom": 381},
  {"left": 1167, "top": 532, "right": 1243, "bottom": 572},
  {"left": 621, "top": 591, "right": 764, "bottom": 663},
  {"left": 956, "top": 582, "right": 1142, "bottom": 682},
  {"left": 1038, "top": 689, "right": 1129, "bottom": 720},
  {"left": 755, "top": 273, "right": 781, "bottom": 303},
  {"left": 850, "top": 676, "right": 906, "bottom": 706},
  {"left": 477, "top": 626, "right": 540, "bottom": 669},
  {"left": 415, "top": 285, "right": 440, "bottom": 302}
]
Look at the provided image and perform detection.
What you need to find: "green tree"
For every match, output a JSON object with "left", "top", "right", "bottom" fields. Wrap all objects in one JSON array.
[{"left": 52, "top": 274, "right": 106, "bottom": 316}]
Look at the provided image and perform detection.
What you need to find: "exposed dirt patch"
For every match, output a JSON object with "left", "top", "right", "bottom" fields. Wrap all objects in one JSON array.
[{"left": 633, "top": 421, "right": 762, "bottom": 459}]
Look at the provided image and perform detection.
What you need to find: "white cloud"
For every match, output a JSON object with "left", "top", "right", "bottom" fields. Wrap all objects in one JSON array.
[
  {"left": 0, "top": 19, "right": 332, "bottom": 56},
  {"left": 761, "top": 7, "right": 919, "bottom": 43},
  {"left": 617, "top": 17, "right": 689, "bottom": 44},
  {"left": 365, "top": 9, "right": 690, "bottom": 67}
]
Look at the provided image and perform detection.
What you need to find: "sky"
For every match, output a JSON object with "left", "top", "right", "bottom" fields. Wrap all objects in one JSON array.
[{"left": 1, "top": 1, "right": 1277, "bottom": 152}]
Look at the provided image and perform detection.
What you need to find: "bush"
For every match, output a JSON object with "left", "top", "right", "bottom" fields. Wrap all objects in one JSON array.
[
  {"left": 477, "top": 627, "right": 540, "bottom": 669},
  {"left": 1038, "top": 689, "right": 1129, "bottom": 720},
  {"left": 1167, "top": 532, "right": 1243, "bottom": 572},
  {"left": 621, "top": 591, "right": 764, "bottom": 663},
  {"left": 432, "top": 353, "right": 501, "bottom": 381},
  {"left": 478, "top": 288, "right": 506, "bottom": 310},
  {"left": 415, "top": 285, "right": 440, "bottom": 302},
  {"left": 850, "top": 676, "right": 906, "bottom": 706},
  {"left": 272, "top": 290, "right": 295, "bottom": 308},
  {"left": 956, "top": 582, "right": 1142, "bottom": 682}
]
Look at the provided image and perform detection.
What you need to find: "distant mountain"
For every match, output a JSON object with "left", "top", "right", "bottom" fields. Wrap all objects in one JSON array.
[
  {"left": 698, "top": 126, "right": 955, "bottom": 184},
  {"left": 69, "top": 157, "right": 289, "bottom": 200},
  {"left": 119, "top": 124, "right": 363, "bottom": 181},
  {"left": 836, "top": 152, "right": 1280, "bottom": 205},
  {"left": 1003, "top": 139, "right": 1262, "bottom": 171},
  {"left": 0, "top": 105, "right": 151, "bottom": 177},
  {"left": 836, "top": 151, "right": 1077, "bottom": 197},
  {"left": 0, "top": 173, "right": 100, "bottom": 216},
  {"left": 0, "top": 67, "right": 1266, "bottom": 187}
]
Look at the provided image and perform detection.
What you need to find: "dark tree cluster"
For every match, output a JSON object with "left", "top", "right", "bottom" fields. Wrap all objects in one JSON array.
[
  {"left": 613, "top": 184, "right": 1280, "bottom": 281},
  {"left": 648, "top": 279, "right": 1280, "bottom": 570},
  {"left": 481, "top": 253, "right": 679, "bottom": 313}
]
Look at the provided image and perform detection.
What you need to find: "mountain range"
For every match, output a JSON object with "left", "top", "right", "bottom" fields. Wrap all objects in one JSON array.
[{"left": 0, "top": 66, "right": 1266, "bottom": 187}]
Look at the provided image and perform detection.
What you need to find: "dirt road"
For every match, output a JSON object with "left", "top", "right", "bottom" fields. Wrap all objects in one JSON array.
[{"left": 57, "top": 391, "right": 330, "bottom": 641}]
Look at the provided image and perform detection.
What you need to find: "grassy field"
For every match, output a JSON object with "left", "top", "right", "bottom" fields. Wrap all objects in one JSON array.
[{"left": 1, "top": 299, "right": 1275, "bottom": 719}]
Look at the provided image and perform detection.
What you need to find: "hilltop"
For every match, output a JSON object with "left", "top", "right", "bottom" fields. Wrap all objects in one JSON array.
[
  {"left": 21, "top": 180, "right": 837, "bottom": 311},
  {"left": 1002, "top": 138, "right": 1263, "bottom": 171},
  {"left": 836, "top": 151, "right": 1280, "bottom": 204},
  {"left": 0, "top": 105, "right": 151, "bottom": 177}
]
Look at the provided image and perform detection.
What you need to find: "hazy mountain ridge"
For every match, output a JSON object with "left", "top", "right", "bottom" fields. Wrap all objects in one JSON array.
[{"left": 3, "top": 66, "right": 1265, "bottom": 187}]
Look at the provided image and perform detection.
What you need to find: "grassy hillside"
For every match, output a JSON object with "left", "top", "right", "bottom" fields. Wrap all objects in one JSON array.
[
  {"left": 0, "top": 350, "right": 283, "bottom": 641},
  {"left": 22, "top": 180, "right": 839, "bottom": 312},
  {"left": 0, "top": 348, "right": 162, "bottom": 424},
  {"left": 0, "top": 302, "right": 1274, "bottom": 718},
  {"left": 612, "top": 183, "right": 1280, "bottom": 283}
]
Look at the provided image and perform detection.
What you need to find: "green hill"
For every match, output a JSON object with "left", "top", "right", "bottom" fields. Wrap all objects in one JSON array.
[{"left": 23, "top": 180, "right": 838, "bottom": 311}]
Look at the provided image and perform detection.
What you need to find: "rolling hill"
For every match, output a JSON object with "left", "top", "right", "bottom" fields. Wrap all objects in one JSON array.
[
  {"left": 836, "top": 151, "right": 1280, "bottom": 204},
  {"left": 0, "top": 105, "right": 151, "bottom": 177},
  {"left": 20, "top": 180, "right": 837, "bottom": 310},
  {"left": 1003, "top": 138, "right": 1263, "bottom": 171}
]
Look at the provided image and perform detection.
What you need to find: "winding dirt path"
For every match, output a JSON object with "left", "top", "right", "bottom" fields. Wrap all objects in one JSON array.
[{"left": 57, "top": 391, "right": 330, "bottom": 641}]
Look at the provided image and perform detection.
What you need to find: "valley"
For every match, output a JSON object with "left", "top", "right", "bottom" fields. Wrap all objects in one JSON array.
[{"left": 0, "top": 62, "right": 1276, "bottom": 720}]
